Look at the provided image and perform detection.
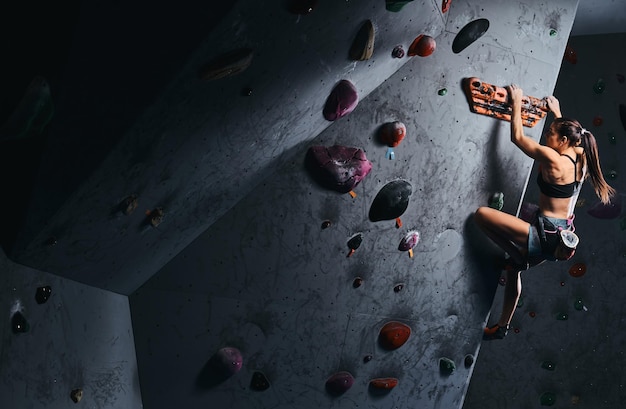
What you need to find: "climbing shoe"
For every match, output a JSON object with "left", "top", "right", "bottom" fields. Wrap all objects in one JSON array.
[{"left": 483, "top": 324, "right": 509, "bottom": 340}]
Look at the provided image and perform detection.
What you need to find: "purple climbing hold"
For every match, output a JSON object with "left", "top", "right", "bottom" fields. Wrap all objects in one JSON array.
[
  {"left": 305, "top": 145, "right": 372, "bottom": 193},
  {"left": 392, "top": 45, "right": 405, "bottom": 58},
  {"left": 398, "top": 231, "right": 420, "bottom": 251},
  {"left": 323, "top": 80, "right": 359, "bottom": 121},
  {"left": 369, "top": 179, "right": 412, "bottom": 222},
  {"left": 587, "top": 195, "right": 622, "bottom": 219},
  {"left": 325, "top": 371, "right": 354, "bottom": 395},
  {"left": 210, "top": 347, "right": 243, "bottom": 378}
]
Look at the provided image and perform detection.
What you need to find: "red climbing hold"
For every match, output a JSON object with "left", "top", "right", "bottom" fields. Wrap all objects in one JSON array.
[
  {"left": 378, "top": 321, "right": 411, "bottom": 350},
  {"left": 325, "top": 371, "right": 354, "bottom": 395},
  {"left": 442, "top": 0, "right": 452, "bottom": 13},
  {"left": 379, "top": 121, "right": 406, "bottom": 147},
  {"left": 369, "top": 377, "right": 398, "bottom": 390},
  {"left": 563, "top": 44, "right": 577, "bottom": 64},
  {"left": 569, "top": 262, "right": 587, "bottom": 278},
  {"left": 408, "top": 34, "right": 436, "bottom": 57}
]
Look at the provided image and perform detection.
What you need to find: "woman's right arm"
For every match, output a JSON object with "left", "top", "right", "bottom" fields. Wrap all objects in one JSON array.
[{"left": 545, "top": 96, "right": 562, "bottom": 118}]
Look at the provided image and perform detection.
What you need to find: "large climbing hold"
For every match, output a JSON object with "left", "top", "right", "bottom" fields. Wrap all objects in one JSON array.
[
  {"left": 452, "top": 18, "right": 489, "bottom": 53},
  {"left": 323, "top": 80, "right": 359, "bottom": 121},
  {"left": 369, "top": 179, "right": 412, "bottom": 223},
  {"left": 325, "top": 371, "right": 354, "bottom": 396},
  {"left": 305, "top": 145, "right": 372, "bottom": 194},
  {"left": 378, "top": 321, "right": 411, "bottom": 350},
  {"left": 587, "top": 195, "right": 621, "bottom": 219},
  {"left": 209, "top": 347, "right": 243, "bottom": 379},
  {"left": 350, "top": 20, "right": 375, "bottom": 61},
  {"left": 198, "top": 48, "right": 254, "bottom": 81},
  {"left": 439, "top": 357, "right": 456, "bottom": 375},
  {"left": 408, "top": 35, "right": 436, "bottom": 57},
  {"left": 11, "top": 311, "right": 29, "bottom": 334}
]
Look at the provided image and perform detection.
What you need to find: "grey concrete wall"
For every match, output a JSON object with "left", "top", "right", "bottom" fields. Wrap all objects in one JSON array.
[
  {"left": 464, "top": 33, "right": 626, "bottom": 409},
  {"left": 130, "top": 2, "right": 578, "bottom": 408},
  {"left": 0, "top": 250, "right": 142, "bottom": 409},
  {"left": 8, "top": 0, "right": 447, "bottom": 295}
]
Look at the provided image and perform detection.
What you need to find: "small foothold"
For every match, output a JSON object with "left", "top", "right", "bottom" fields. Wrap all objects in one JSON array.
[
  {"left": 392, "top": 45, "right": 405, "bottom": 58},
  {"left": 489, "top": 192, "right": 504, "bottom": 210},
  {"left": 540, "top": 391, "right": 556, "bottom": 406},
  {"left": 321, "top": 220, "right": 332, "bottom": 229},
  {"left": 438, "top": 88, "right": 447, "bottom": 96},
  {"left": 45, "top": 236, "right": 57, "bottom": 246},
  {"left": 11, "top": 311, "right": 30, "bottom": 334},
  {"left": 498, "top": 276, "right": 506, "bottom": 286},
  {"left": 541, "top": 361, "right": 556, "bottom": 371},
  {"left": 148, "top": 207, "right": 164, "bottom": 227},
  {"left": 549, "top": 28, "right": 558, "bottom": 36},
  {"left": 556, "top": 312, "right": 568, "bottom": 321},
  {"left": 464, "top": 354, "right": 474, "bottom": 368},
  {"left": 514, "top": 327, "right": 520, "bottom": 333},
  {"left": 241, "top": 87, "right": 253, "bottom": 97},
  {"left": 393, "top": 283, "right": 404, "bottom": 293},
  {"left": 439, "top": 357, "right": 456, "bottom": 375},
  {"left": 325, "top": 371, "right": 354, "bottom": 396},
  {"left": 574, "top": 297, "right": 584, "bottom": 311},
  {"left": 35, "top": 285, "right": 52, "bottom": 304},
  {"left": 564, "top": 44, "right": 577, "bottom": 64},
  {"left": 287, "top": 0, "right": 318, "bottom": 14},
  {"left": 379, "top": 321, "right": 411, "bottom": 350},
  {"left": 70, "top": 388, "right": 83, "bottom": 403},
  {"left": 609, "top": 133, "right": 617, "bottom": 145},
  {"left": 250, "top": 371, "right": 270, "bottom": 391},
  {"left": 529, "top": 311, "right": 536, "bottom": 318},
  {"left": 606, "top": 170, "right": 618, "bottom": 180},
  {"left": 120, "top": 194, "right": 138, "bottom": 215},
  {"left": 592, "top": 116, "right": 603, "bottom": 126},
  {"left": 569, "top": 263, "right": 586, "bottom": 277},
  {"left": 571, "top": 395, "right": 580, "bottom": 405},
  {"left": 353, "top": 277, "right": 363, "bottom": 288},
  {"left": 408, "top": 34, "right": 436, "bottom": 57},
  {"left": 363, "top": 354, "right": 373, "bottom": 363},
  {"left": 593, "top": 78, "right": 605, "bottom": 94},
  {"left": 517, "top": 297, "right": 524, "bottom": 308},
  {"left": 398, "top": 230, "right": 420, "bottom": 252},
  {"left": 347, "top": 233, "right": 363, "bottom": 251},
  {"left": 560, "top": 281, "right": 566, "bottom": 286}
]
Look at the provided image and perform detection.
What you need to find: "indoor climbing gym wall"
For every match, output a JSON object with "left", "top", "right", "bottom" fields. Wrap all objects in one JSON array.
[
  {"left": 464, "top": 32, "right": 626, "bottom": 409},
  {"left": 128, "top": 1, "right": 579, "bottom": 408}
]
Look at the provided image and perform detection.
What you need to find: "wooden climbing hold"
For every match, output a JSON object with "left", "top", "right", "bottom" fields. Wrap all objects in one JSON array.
[
  {"left": 198, "top": 48, "right": 254, "bottom": 81},
  {"left": 350, "top": 20, "right": 375, "bottom": 61}
]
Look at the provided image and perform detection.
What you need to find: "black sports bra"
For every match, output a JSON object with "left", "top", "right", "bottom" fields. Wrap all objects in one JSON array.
[{"left": 537, "top": 154, "right": 579, "bottom": 198}]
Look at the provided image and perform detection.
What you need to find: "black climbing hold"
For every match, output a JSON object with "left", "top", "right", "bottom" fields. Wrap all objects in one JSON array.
[
  {"left": 452, "top": 18, "right": 490, "bottom": 54},
  {"left": 321, "top": 220, "right": 332, "bottom": 229},
  {"left": 45, "top": 236, "right": 57, "bottom": 246},
  {"left": 250, "top": 371, "right": 270, "bottom": 391},
  {"left": 353, "top": 277, "right": 363, "bottom": 288},
  {"left": 35, "top": 286, "right": 52, "bottom": 304},
  {"left": 363, "top": 354, "right": 373, "bottom": 363},
  {"left": 241, "top": 87, "right": 253, "bottom": 97},
  {"left": 347, "top": 233, "right": 363, "bottom": 250},
  {"left": 393, "top": 284, "right": 404, "bottom": 293},
  {"left": 464, "top": 354, "right": 474, "bottom": 368},
  {"left": 11, "top": 311, "right": 30, "bottom": 334},
  {"left": 369, "top": 180, "right": 412, "bottom": 222},
  {"left": 392, "top": 45, "right": 405, "bottom": 58},
  {"left": 439, "top": 357, "right": 456, "bottom": 375}
]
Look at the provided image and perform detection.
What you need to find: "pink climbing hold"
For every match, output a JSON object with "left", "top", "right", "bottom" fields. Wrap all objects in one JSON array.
[
  {"left": 305, "top": 145, "right": 372, "bottom": 193},
  {"left": 587, "top": 195, "right": 621, "bottom": 219},
  {"left": 323, "top": 80, "right": 359, "bottom": 121},
  {"left": 212, "top": 347, "right": 243, "bottom": 377}
]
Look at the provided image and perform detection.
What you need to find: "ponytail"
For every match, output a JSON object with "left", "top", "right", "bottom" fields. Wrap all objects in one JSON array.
[{"left": 581, "top": 129, "right": 615, "bottom": 204}]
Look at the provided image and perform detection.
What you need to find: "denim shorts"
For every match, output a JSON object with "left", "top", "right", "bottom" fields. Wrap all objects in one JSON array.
[{"left": 528, "top": 214, "right": 571, "bottom": 260}]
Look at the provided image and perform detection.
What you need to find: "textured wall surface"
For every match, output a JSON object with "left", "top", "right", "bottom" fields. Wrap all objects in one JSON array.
[
  {"left": 0, "top": 250, "right": 142, "bottom": 409},
  {"left": 129, "top": 1, "right": 577, "bottom": 408},
  {"left": 464, "top": 33, "right": 626, "bottom": 409}
]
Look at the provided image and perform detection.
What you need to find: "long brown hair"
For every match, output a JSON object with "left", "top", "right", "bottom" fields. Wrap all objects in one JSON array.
[{"left": 553, "top": 117, "right": 615, "bottom": 204}]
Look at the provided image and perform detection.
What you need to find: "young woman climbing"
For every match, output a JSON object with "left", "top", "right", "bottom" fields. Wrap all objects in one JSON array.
[{"left": 475, "top": 84, "right": 615, "bottom": 340}]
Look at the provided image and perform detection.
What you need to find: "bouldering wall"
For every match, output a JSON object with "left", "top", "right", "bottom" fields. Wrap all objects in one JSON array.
[
  {"left": 4, "top": 0, "right": 447, "bottom": 295},
  {"left": 0, "top": 250, "right": 142, "bottom": 409},
  {"left": 464, "top": 33, "right": 626, "bottom": 409},
  {"left": 129, "top": 1, "right": 579, "bottom": 408}
]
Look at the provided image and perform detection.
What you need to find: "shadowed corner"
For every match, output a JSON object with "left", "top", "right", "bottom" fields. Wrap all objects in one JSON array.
[{"left": 462, "top": 214, "right": 501, "bottom": 304}]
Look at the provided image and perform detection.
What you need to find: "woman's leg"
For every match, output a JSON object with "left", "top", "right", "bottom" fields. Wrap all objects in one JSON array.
[
  {"left": 475, "top": 207, "right": 531, "bottom": 337},
  {"left": 474, "top": 206, "right": 531, "bottom": 266}
]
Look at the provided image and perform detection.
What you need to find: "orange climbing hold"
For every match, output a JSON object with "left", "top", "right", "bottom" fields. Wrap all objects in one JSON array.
[
  {"left": 408, "top": 34, "right": 436, "bottom": 57},
  {"left": 378, "top": 321, "right": 411, "bottom": 350},
  {"left": 369, "top": 377, "right": 398, "bottom": 390}
]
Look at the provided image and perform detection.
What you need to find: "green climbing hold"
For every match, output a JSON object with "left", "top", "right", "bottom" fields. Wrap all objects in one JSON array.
[
  {"left": 517, "top": 296, "right": 524, "bottom": 307},
  {"left": 593, "top": 78, "right": 606, "bottom": 94},
  {"left": 549, "top": 29, "right": 558, "bottom": 37},
  {"left": 540, "top": 392, "right": 556, "bottom": 406},
  {"left": 574, "top": 297, "right": 584, "bottom": 311},
  {"left": 385, "top": 0, "right": 413, "bottom": 12},
  {"left": 439, "top": 357, "right": 455, "bottom": 375},
  {"left": 608, "top": 133, "right": 617, "bottom": 145},
  {"left": 489, "top": 192, "right": 504, "bottom": 210},
  {"left": 541, "top": 361, "right": 556, "bottom": 371},
  {"left": 556, "top": 312, "right": 568, "bottom": 321},
  {"left": 438, "top": 88, "right": 447, "bottom": 96}
]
